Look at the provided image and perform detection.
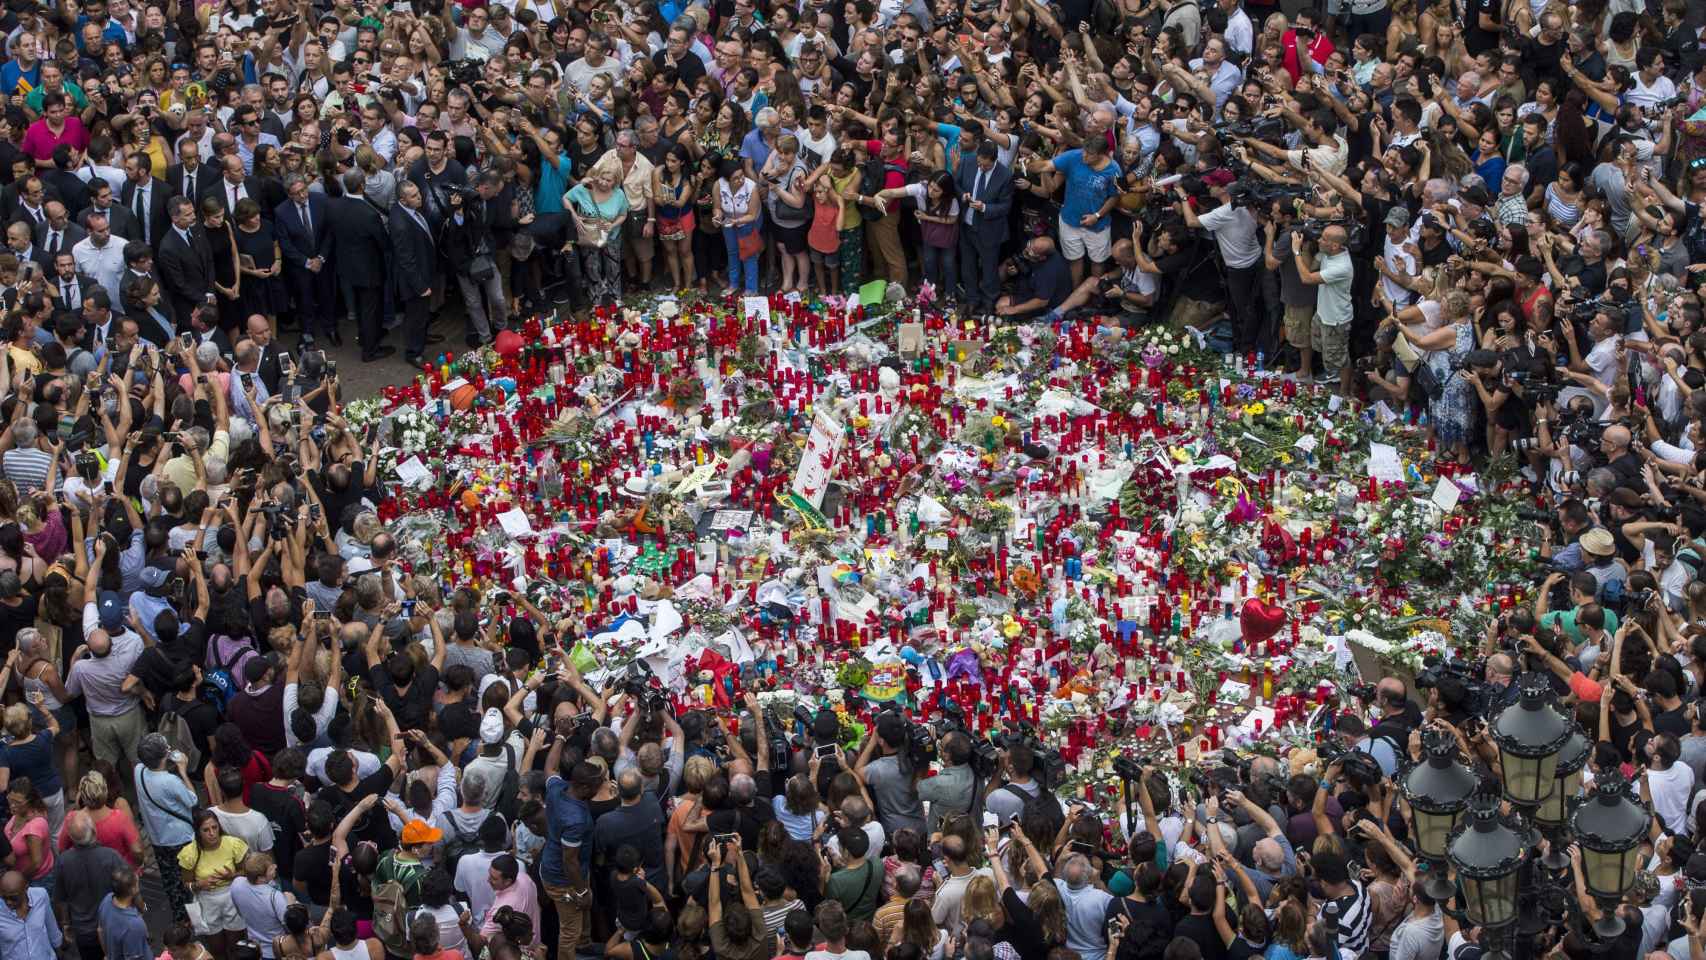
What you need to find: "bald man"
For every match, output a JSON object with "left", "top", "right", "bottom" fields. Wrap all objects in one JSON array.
[
  {"left": 52, "top": 811, "right": 126, "bottom": 960},
  {"left": 1599, "top": 423, "right": 1645, "bottom": 491},
  {"left": 1293, "top": 224, "right": 1355, "bottom": 396},
  {"left": 1361, "top": 677, "right": 1419, "bottom": 775},
  {"left": 0, "top": 868, "right": 61, "bottom": 958}
]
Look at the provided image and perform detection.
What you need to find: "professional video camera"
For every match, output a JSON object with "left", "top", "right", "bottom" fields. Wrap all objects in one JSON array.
[
  {"left": 620, "top": 662, "right": 671, "bottom": 715},
  {"left": 444, "top": 58, "right": 485, "bottom": 88},
  {"left": 993, "top": 724, "right": 1066, "bottom": 787},
  {"left": 1316, "top": 739, "right": 1385, "bottom": 788},
  {"left": 1415, "top": 655, "right": 1491, "bottom": 716},
  {"left": 1227, "top": 178, "right": 1309, "bottom": 210},
  {"left": 1213, "top": 115, "right": 1288, "bottom": 142}
]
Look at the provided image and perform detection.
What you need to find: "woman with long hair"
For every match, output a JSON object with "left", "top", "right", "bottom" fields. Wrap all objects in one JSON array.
[
  {"left": 772, "top": 772, "right": 827, "bottom": 841},
  {"left": 180, "top": 807, "right": 251, "bottom": 954},
  {"left": 894, "top": 899, "right": 946, "bottom": 958},
  {"left": 4, "top": 775, "right": 54, "bottom": 888},
  {"left": 875, "top": 168, "right": 959, "bottom": 297},
  {"left": 206, "top": 723, "right": 272, "bottom": 804},
  {"left": 653, "top": 143, "right": 698, "bottom": 291},
  {"left": 760, "top": 134, "right": 812, "bottom": 293},
  {"left": 200, "top": 196, "right": 242, "bottom": 329},
  {"left": 1544, "top": 161, "right": 1586, "bottom": 230}
]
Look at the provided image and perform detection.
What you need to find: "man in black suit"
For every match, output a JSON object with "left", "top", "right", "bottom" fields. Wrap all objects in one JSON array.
[
  {"left": 5, "top": 175, "right": 53, "bottom": 231},
  {"left": 35, "top": 202, "right": 86, "bottom": 261},
  {"left": 203, "top": 155, "right": 261, "bottom": 218},
  {"left": 120, "top": 153, "right": 170, "bottom": 248},
  {"left": 156, "top": 195, "right": 215, "bottom": 326},
  {"left": 119, "top": 241, "right": 173, "bottom": 345},
  {"left": 955, "top": 140, "right": 1014, "bottom": 315},
  {"left": 46, "top": 251, "right": 97, "bottom": 313},
  {"left": 390, "top": 179, "right": 440, "bottom": 367},
  {"left": 242, "top": 313, "right": 285, "bottom": 393},
  {"left": 164, "top": 139, "right": 210, "bottom": 204},
  {"left": 274, "top": 173, "right": 334, "bottom": 346},
  {"left": 182, "top": 303, "right": 235, "bottom": 357},
  {"left": 79, "top": 180, "right": 141, "bottom": 242},
  {"left": 5, "top": 221, "right": 46, "bottom": 269},
  {"left": 43, "top": 145, "right": 90, "bottom": 220},
  {"left": 324, "top": 170, "right": 393, "bottom": 361},
  {"left": 80, "top": 288, "right": 118, "bottom": 352}
]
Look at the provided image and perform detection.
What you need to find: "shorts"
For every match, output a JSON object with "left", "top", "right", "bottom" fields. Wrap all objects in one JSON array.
[
  {"left": 1283, "top": 304, "right": 1314, "bottom": 349},
  {"left": 774, "top": 222, "right": 809, "bottom": 254},
  {"left": 810, "top": 248, "right": 837, "bottom": 266},
  {"left": 658, "top": 211, "right": 694, "bottom": 241},
  {"left": 1057, "top": 219, "right": 1112, "bottom": 262},
  {"left": 624, "top": 214, "right": 656, "bottom": 260},
  {"left": 1311, "top": 317, "right": 1350, "bottom": 371},
  {"left": 193, "top": 885, "right": 246, "bottom": 935}
]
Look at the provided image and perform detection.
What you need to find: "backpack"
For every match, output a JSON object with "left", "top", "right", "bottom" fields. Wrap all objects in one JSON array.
[
  {"left": 370, "top": 879, "right": 411, "bottom": 958},
  {"left": 1001, "top": 782, "right": 1065, "bottom": 840},
  {"left": 201, "top": 636, "right": 253, "bottom": 715},
  {"left": 440, "top": 816, "right": 486, "bottom": 874},
  {"left": 492, "top": 743, "right": 521, "bottom": 822},
  {"left": 156, "top": 700, "right": 203, "bottom": 773},
  {"left": 858, "top": 157, "right": 887, "bottom": 221}
]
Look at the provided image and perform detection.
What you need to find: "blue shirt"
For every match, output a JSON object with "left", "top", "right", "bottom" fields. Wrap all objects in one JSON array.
[
  {"left": 1, "top": 729, "right": 61, "bottom": 799},
  {"left": 0, "top": 887, "right": 61, "bottom": 960},
  {"left": 0, "top": 62, "right": 40, "bottom": 97},
  {"left": 540, "top": 774, "right": 591, "bottom": 886},
  {"left": 739, "top": 129, "right": 773, "bottom": 174},
  {"left": 134, "top": 764, "right": 197, "bottom": 848},
  {"left": 536, "top": 154, "right": 572, "bottom": 214},
  {"left": 96, "top": 893, "right": 150, "bottom": 960},
  {"left": 1051, "top": 149, "right": 1123, "bottom": 232}
]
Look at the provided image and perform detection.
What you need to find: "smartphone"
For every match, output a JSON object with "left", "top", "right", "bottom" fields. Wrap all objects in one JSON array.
[
  {"left": 277, "top": 351, "right": 292, "bottom": 369},
  {"left": 313, "top": 610, "right": 332, "bottom": 620},
  {"left": 241, "top": 372, "right": 255, "bottom": 390},
  {"left": 814, "top": 743, "right": 839, "bottom": 760},
  {"left": 196, "top": 549, "right": 208, "bottom": 560},
  {"left": 179, "top": 332, "right": 194, "bottom": 349},
  {"left": 402, "top": 599, "right": 417, "bottom": 616}
]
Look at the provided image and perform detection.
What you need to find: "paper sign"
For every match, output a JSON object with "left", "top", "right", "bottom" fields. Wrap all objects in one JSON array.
[
  {"left": 742, "top": 296, "right": 770, "bottom": 324},
  {"left": 1430, "top": 478, "right": 1462, "bottom": 513},
  {"left": 672, "top": 461, "right": 719, "bottom": 496},
  {"left": 791, "top": 408, "right": 844, "bottom": 510},
  {"left": 394, "top": 456, "right": 432, "bottom": 488},
  {"left": 858, "top": 279, "right": 887, "bottom": 307},
  {"left": 496, "top": 508, "right": 534, "bottom": 539},
  {"left": 709, "top": 509, "right": 753, "bottom": 531},
  {"left": 1368, "top": 443, "right": 1404, "bottom": 483},
  {"left": 950, "top": 340, "right": 983, "bottom": 365},
  {"left": 898, "top": 322, "right": 925, "bottom": 357}
]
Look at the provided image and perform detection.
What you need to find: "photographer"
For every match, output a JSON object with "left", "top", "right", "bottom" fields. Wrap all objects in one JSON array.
[
  {"left": 1174, "top": 171, "right": 1265, "bottom": 353},
  {"left": 437, "top": 173, "right": 512, "bottom": 350},
  {"left": 855, "top": 712, "right": 927, "bottom": 838}
]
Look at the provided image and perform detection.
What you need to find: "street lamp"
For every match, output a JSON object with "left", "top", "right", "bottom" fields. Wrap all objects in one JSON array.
[
  {"left": 1532, "top": 730, "right": 1590, "bottom": 870},
  {"left": 1446, "top": 797, "right": 1528, "bottom": 960},
  {"left": 1569, "top": 772, "right": 1651, "bottom": 941},
  {"left": 1489, "top": 675, "right": 1573, "bottom": 810},
  {"left": 1402, "top": 727, "right": 1479, "bottom": 902}
]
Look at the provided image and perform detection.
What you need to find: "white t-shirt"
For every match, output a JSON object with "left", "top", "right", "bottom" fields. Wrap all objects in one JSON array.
[
  {"left": 1646, "top": 762, "right": 1695, "bottom": 835},
  {"left": 1198, "top": 202, "right": 1262, "bottom": 269},
  {"left": 1586, "top": 335, "right": 1622, "bottom": 388},
  {"left": 1628, "top": 74, "right": 1678, "bottom": 111},
  {"left": 212, "top": 807, "right": 274, "bottom": 853}
]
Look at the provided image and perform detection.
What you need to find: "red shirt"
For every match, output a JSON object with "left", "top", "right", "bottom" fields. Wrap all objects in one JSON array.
[
  {"left": 20, "top": 116, "right": 88, "bottom": 164},
  {"left": 1280, "top": 30, "right": 1335, "bottom": 86},
  {"left": 863, "top": 140, "right": 908, "bottom": 189}
]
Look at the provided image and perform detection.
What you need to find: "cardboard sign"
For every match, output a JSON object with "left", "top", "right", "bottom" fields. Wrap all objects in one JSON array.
[
  {"left": 898, "top": 322, "right": 925, "bottom": 357},
  {"left": 791, "top": 408, "right": 844, "bottom": 510}
]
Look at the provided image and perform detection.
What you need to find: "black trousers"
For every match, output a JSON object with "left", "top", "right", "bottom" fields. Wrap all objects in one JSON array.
[
  {"left": 401, "top": 293, "right": 431, "bottom": 359},
  {"left": 76, "top": 930, "right": 104, "bottom": 960},
  {"left": 348, "top": 283, "right": 384, "bottom": 354},
  {"left": 959, "top": 227, "right": 1002, "bottom": 310},
  {"left": 285, "top": 263, "right": 335, "bottom": 339},
  {"left": 1226, "top": 262, "right": 1264, "bottom": 353}
]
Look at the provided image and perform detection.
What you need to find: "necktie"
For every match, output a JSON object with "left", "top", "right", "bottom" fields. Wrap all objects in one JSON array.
[
  {"left": 299, "top": 202, "right": 312, "bottom": 237},
  {"left": 972, "top": 169, "right": 988, "bottom": 224},
  {"left": 46, "top": 231, "right": 58, "bottom": 253},
  {"left": 134, "top": 188, "right": 148, "bottom": 244},
  {"left": 185, "top": 172, "right": 195, "bottom": 198},
  {"left": 230, "top": 184, "right": 239, "bottom": 210},
  {"left": 59, "top": 279, "right": 74, "bottom": 306}
]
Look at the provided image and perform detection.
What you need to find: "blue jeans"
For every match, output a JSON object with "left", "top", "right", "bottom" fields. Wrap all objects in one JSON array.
[
  {"left": 922, "top": 243, "right": 957, "bottom": 297},
  {"left": 724, "top": 226, "right": 759, "bottom": 292}
]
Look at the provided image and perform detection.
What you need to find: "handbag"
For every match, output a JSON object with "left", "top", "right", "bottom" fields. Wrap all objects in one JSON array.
[
  {"left": 572, "top": 210, "right": 613, "bottom": 249},
  {"left": 736, "top": 223, "right": 763, "bottom": 261},
  {"left": 468, "top": 253, "right": 496, "bottom": 282}
]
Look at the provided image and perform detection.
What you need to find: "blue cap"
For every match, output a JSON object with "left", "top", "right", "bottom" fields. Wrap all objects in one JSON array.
[{"left": 96, "top": 590, "right": 125, "bottom": 632}]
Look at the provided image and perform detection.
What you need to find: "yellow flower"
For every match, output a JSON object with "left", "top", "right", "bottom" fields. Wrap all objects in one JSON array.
[
  {"left": 1002, "top": 615, "right": 1022, "bottom": 639},
  {"left": 852, "top": 415, "right": 870, "bottom": 430},
  {"left": 991, "top": 415, "right": 1007, "bottom": 428},
  {"left": 1401, "top": 603, "right": 1417, "bottom": 616},
  {"left": 1245, "top": 402, "right": 1266, "bottom": 415}
]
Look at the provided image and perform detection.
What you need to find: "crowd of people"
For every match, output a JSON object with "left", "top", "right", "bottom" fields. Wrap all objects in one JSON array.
[{"left": 0, "top": 0, "right": 1697, "bottom": 959}]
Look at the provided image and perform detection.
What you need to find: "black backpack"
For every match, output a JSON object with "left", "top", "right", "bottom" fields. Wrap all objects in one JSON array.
[
  {"left": 492, "top": 743, "right": 521, "bottom": 821},
  {"left": 439, "top": 815, "right": 490, "bottom": 874},
  {"left": 1001, "top": 783, "right": 1065, "bottom": 840},
  {"left": 858, "top": 157, "right": 887, "bottom": 221}
]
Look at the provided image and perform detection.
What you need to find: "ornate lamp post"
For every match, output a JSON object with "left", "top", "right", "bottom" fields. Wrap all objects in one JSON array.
[
  {"left": 1446, "top": 797, "right": 1528, "bottom": 960},
  {"left": 1488, "top": 676, "right": 1574, "bottom": 812},
  {"left": 1401, "top": 727, "right": 1479, "bottom": 902},
  {"left": 1568, "top": 772, "right": 1651, "bottom": 941}
]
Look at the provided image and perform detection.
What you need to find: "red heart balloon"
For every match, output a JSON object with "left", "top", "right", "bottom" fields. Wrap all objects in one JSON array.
[
  {"left": 1240, "top": 598, "right": 1287, "bottom": 645},
  {"left": 492, "top": 329, "right": 525, "bottom": 358}
]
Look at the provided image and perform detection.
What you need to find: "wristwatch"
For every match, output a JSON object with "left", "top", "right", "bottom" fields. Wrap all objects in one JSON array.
[{"left": 1206, "top": 816, "right": 1220, "bottom": 825}]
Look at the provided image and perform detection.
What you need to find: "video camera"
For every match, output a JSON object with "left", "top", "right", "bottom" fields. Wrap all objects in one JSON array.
[
  {"left": 620, "top": 662, "right": 671, "bottom": 716},
  {"left": 1415, "top": 654, "right": 1492, "bottom": 717},
  {"left": 444, "top": 58, "right": 485, "bottom": 88},
  {"left": 1213, "top": 115, "right": 1288, "bottom": 143},
  {"left": 1227, "top": 178, "right": 1309, "bottom": 210},
  {"left": 1316, "top": 739, "right": 1385, "bottom": 788}
]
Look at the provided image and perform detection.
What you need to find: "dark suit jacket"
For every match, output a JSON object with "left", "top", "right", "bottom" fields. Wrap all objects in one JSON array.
[
  {"left": 324, "top": 196, "right": 388, "bottom": 290},
  {"left": 127, "top": 303, "right": 175, "bottom": 347},
  {"left": 119, "top": 179, "right": 172, "bottom": 248},
  {"left": 48, "top": 271, "right": 98, "bottom": 310},
  {"left": 389, "top": 206, "right": 437, "bottom": 303},
  {"left": 254, "top": 341, "right": 283, "bottom": 393},
  {"left": 164, "top": 162, "right": 211, "bottom": 203},
  {"left": 187, "top": 325, "right": 235, "bottom": 359},
  {"left": 118, "top": 266, "right": 168, "bottom": 324},
  {"left": 199, "top": 176, "right": 262, "bottom": 216},
  {"left": 156, "top": 225, "right": 215, "bottom": 324},
  {"left": 953, "top": 159, "right": 1014, "bottom": 241},
  {"left": 78, "top": 202, "right": 141, "bottom": 242},
  {"left": 273, "top": 193, "right": 330, "bottom": 268},
  {"left": 34, "top": 221, "right": 86, "bottom": 259},
  {"left": 41, "top": 170, "right": 90, "bottom": 219}
]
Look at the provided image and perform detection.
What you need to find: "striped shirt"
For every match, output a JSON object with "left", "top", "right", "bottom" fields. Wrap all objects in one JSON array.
[
  {"left": 1321, "top": 879, "right": 1374, "bottom": 957},
  {"left": 2, "top": 447, "right": 53, "bottom": 494}
]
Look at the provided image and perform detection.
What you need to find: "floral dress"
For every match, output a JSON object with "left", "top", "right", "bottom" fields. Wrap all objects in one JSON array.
[{"left": 1431, "top": 320, "right": 1477, "bottom": 448}]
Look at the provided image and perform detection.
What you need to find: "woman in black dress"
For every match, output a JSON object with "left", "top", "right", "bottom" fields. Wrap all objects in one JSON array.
[
  {"left": 232, "top": 198, "right": 283, "bottom": 328},
  {"left": 200, "top": 196, "right": 242, "bottom": 331}
]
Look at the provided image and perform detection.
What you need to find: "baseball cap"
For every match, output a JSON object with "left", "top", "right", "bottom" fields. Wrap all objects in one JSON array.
[
  {"left": 400, "top": 820, "right": 443, "bottom": 845},
  {"left": 1384, "top": 206, "right": 1411, "bottom": 229},
  {"left": 97, "top": 590, "right": 125, "bottom": 631},
  {"left": 346, "top": 557, "right": 375, "bottom": 577},
  {"left": 480, "top": 707, "right": 506, "bottom": 745},
  {"left": 1202, "top": 168, "right": 1235, "bottom": 188}
]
